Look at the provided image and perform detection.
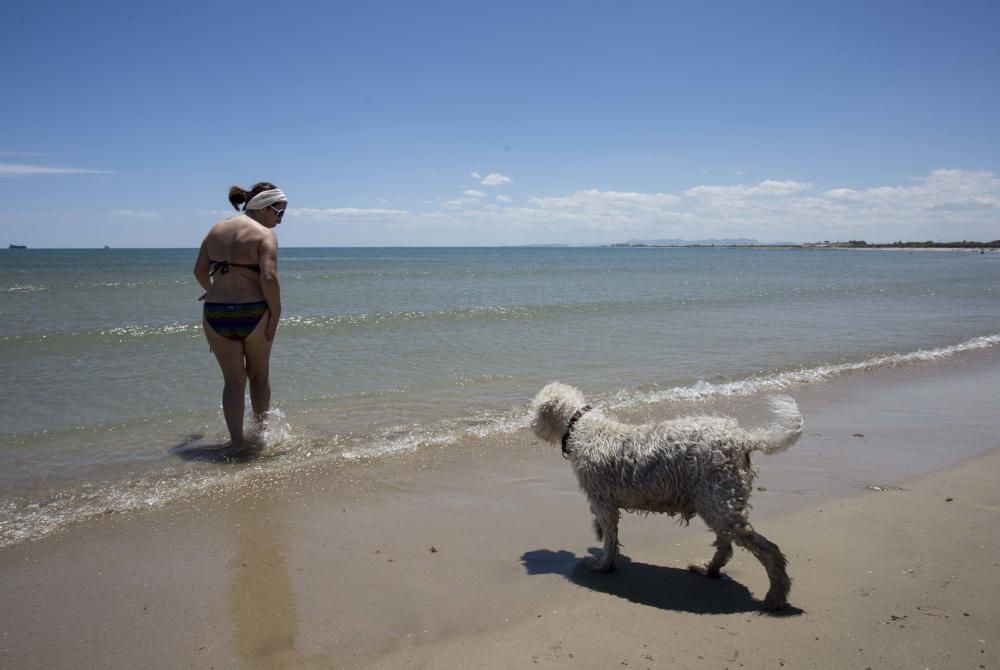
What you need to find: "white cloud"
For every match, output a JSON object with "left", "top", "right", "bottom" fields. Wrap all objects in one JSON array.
[
  {"left": 293, "top": 207, "right": 409, "bottom": 221},
  {"left": 197, "top": 209, "right": 237, "bottom": 219},
  {"left": 110, "top": 210, "right": 159, "bottom": 219},
  {"left": 0, "top": 163, "right": 113, "bottom": 176},
  {"left": 480, "top": 172, "right": 512, "bottom": 186},
  {"left": 294, "top": 170, "right": 1000, "bottom": 244},
  {"left": 441, "top": 197, "right": 488, "bottom": 210},
  {"left": 463, "top": 189, "right": 487, "bottom": 198},
  {"left": 530, "top": 189, "right": 681, "bottom": 209},
  {"left": 424, "top": 189, "right": 691, "bottom": 236},
  {"left": 470, "top": 171, "right": 482, "bottom": 180},
  {"left": 685, "top": 179, "right": 812, "bottom": 201},
  {"left": 678, "top": 171, "right": 1000, "bottom": 241},
  {"left": 820, "top": 170, "right": 1000, "bottom": 211}
]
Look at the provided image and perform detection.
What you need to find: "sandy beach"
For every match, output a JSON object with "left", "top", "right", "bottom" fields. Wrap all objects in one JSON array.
[{"left": 2, "top": 350, "right": 1000, "bottom": 669}]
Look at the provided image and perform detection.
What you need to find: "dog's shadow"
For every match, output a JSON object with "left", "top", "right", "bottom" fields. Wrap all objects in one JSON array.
[{"left": 522, "top": 548, "right": 802, "bottom": 616}]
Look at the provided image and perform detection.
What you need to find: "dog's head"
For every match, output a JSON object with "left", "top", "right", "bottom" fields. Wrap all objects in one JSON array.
[{"left": 529, "top": 382, "right": 588, "bottom": 445}]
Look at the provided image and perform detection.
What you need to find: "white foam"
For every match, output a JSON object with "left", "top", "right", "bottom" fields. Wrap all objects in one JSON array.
[
  {"left": 0, "top": 414, "right": 313, "bottom": 548},
  {"left": 337, "top": 333, "right": 1000, "bottom": 461},
  {"left": 101, "top": 323, "right": 200, "bottom": 339},
  {"left": 608, "top": 333, "right": 1000, "bottom": 408},
  {"left": 1, "top": 284, "right": 47, "bottom": 293},
  {"left": 341, "top": 410, "right": 530, "bottom": 461},
  {"left": 4, "top": 332, "right": 998, "bottom": 547}
]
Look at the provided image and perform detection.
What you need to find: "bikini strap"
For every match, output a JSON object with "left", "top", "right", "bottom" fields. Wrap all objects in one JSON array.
[
  {"left": 209, "top": 259, "right": 260, "bottom": 276},
  {"left": 208, "top": 260, "right": 229, "bottom": 276}
]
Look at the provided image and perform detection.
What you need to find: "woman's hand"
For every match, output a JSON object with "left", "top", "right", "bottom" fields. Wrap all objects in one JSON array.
[{"left": 266, "top": 312, "right": 280, "bottom": 341}]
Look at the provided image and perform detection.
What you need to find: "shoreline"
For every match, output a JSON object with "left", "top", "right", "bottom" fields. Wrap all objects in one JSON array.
[
  {"left": 608, "top": 244, "right": 999, "bottom": 252},
  {"left": 2, "top": 350, "right": 1000, "bottom": 668},
  {"left": 3, "top": 244, "right": 999, "bottom": 251}
]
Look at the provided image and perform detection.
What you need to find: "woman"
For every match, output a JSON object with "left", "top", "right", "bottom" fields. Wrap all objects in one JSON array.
[{"left": 194, "top": 182, "right": 286, "bottom": 448}]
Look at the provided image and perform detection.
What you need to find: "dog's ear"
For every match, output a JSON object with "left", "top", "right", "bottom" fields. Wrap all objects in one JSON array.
[
  {"left": 532, "top": 396, "right": 557, "bottom": 418},
  {"left": 530, "top": 395, "right": 563, "bottom": 444}
]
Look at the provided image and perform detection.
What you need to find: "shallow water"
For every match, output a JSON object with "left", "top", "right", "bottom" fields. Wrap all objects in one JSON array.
[{"left": 1, "top": 246, "right": 998, "bottom": 545}]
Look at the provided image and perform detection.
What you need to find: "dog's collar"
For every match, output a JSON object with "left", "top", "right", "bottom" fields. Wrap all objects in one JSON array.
[{"left": 561, "top": 405, "right": 593, "bottom": 458}]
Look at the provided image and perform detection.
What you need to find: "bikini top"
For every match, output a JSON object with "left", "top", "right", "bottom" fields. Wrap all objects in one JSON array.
[{"left": 209, "top": 259, "right": 261, "bottom": 276}]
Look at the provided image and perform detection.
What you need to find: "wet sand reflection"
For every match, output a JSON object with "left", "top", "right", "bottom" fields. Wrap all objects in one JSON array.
[{"left": 226, "top": 503, "right": 329, "bottom": 668}]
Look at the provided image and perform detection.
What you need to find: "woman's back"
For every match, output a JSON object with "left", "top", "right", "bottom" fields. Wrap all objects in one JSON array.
[{"left": 203, "top": 216, "right": 269, "bottom": 303}]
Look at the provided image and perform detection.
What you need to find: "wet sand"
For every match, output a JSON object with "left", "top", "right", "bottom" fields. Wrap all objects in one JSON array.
[{"left": 1, "top": 350, "right": 999, "bottom": 669}]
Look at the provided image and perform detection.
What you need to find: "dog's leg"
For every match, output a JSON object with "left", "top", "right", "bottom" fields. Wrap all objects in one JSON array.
[
  {"left": 588, "top": 502, "right": 620, "bottom": 572},
  {"left": 688, "top": 534, "right": 733, "bottom": 578},
  {"left": 731, "top": 525, "right": 790, "bottom": 611}
]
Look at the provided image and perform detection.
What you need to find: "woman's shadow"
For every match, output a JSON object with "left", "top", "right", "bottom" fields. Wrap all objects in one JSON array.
[
  {"left": 170, "top": 433, "right": 270, "bottom": 464},
  {"left": 521, "top": 548, "right": 802, "bottom": 616}
]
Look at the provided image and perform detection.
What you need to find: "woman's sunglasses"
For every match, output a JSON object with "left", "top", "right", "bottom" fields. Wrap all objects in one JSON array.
[{"left": 269, "top": 204, "right": 286, "bottom": 218}]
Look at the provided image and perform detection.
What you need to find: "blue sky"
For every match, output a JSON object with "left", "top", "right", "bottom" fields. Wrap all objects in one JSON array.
[{"left": 2, "top": 0, "right": 998, "bottom": 247}]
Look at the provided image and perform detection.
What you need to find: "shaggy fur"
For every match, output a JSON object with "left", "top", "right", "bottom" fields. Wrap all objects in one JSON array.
[{"left": 530, "top": 382, "right": 804, "bottom": 611}]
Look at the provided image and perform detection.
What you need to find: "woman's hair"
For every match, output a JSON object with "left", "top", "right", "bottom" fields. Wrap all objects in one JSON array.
[{"left": 228, "top": 182, "right": 279, "bottom": 211}]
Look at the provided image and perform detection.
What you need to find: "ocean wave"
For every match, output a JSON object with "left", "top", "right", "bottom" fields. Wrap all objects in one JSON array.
[
  {"left": 100, "top": 323, "right": 201, "bottom": 338},
  {"left": 0, "top": 284, "right": 47, "bottom": 293},
  {"left": 283, "top": 305, "right": 544, "bottom": 329},
  {"left": 345, "top": 332, "right": 1000, "bottom": 460},
  {"left": 7, "top": 285, "right": 918, "bottom": 344},
  {"left": 3, "top": 280, "right": 187, "bottom": 292},
  {"left": 260, "top": 296, "right": 711, "bottom": 332},
  {"left": 1, "top": 322, "right": 203, "bottom": 344},
  {"left": 606, "top": 333, "right": 1000, "bottom": 407},
  {"left": 75, "top": 280, "right": 190, "bottom": 289},
  {"left": 1, "top": 304, "right": 553, "bottom": 344},
  {"left": 3, "top": 332, "right": 998, "bottom": 547},
  {"left": 341, "top": 410, "right": 529, "bottom": 461},
  {"left": 0, "top": 410, "right": 321, "bottom": 548}
]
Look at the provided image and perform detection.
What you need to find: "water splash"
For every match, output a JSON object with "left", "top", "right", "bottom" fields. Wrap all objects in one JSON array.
[{"left": 2, "top": 332, "right": 998, "bottom": 548}]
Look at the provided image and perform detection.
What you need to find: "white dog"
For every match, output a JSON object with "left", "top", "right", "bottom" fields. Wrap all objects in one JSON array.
[{"left": 530, "top": 382, "right": 803, "bottom": 611}]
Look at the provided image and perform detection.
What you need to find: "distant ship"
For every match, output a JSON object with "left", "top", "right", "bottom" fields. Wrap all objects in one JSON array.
[
  {"left": 8, "top": 244, "right": 27, "bottom": 249},
  {"left": 104, "top": 245, "right": 111, "bottom": 249}
]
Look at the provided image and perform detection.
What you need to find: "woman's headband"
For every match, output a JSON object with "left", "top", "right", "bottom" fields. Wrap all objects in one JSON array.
[{"left": 245, "top": 188, "right": 288, "bottom": 210}]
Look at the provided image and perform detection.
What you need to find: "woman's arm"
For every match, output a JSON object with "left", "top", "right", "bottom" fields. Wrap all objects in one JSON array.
[
  {"left": 259, "top": 231, "right": 281, "bottom": 341},
  {"left": 193, "top": 239, "right": 212, "bottom": 296}
]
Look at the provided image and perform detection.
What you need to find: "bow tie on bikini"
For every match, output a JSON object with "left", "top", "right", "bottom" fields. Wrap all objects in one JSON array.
[
  {"left": 208, "top": 260, "right": 261, "bottom": 277},
  {"left": 209, "top": 260, "right": 231, "bottom": 276}
]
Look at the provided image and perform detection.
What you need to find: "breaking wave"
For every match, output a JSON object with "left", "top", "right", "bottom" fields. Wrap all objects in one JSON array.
[{"left": 2, "top": 333, "right": 998, "bottom": 548}]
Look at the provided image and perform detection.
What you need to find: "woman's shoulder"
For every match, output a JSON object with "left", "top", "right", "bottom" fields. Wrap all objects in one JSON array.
[{"left": 209, "top": 214, "right": 242, "bottom": 232}]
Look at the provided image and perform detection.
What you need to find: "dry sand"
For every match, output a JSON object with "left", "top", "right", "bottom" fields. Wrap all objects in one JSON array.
[{"left": 2, "top": 350, "right": 999, "bottom": 669}]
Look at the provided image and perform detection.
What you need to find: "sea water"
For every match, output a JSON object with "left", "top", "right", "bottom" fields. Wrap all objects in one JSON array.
[{"left": 1, "top": 246, "right": 998, "bottom": 545}]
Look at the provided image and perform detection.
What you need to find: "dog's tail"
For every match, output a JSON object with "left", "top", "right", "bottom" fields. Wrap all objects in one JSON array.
[{"left": 747, "top": 396, "right": 803, "bottom": 455}]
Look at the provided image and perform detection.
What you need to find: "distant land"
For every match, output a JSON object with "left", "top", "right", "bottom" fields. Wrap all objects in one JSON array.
[
  {"left": 803, "top": 239, "right": 1000, "bottom": 249},
  {"left": 609, "top": 238, "right": 1000, "bottom": 250},
  {"left": 614, "top": 238, "right": 761, "bottom": 247}
]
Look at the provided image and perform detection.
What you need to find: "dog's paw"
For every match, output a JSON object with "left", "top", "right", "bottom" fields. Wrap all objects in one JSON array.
[
  {"left": 762, "top": 593, "right": 788, "bottom": 612},
  {"left": 687, "top": 561, "right": 722, "bottom": 578},
  {"left": 585, "top": 556, "right": 615, "bottom": 573}
]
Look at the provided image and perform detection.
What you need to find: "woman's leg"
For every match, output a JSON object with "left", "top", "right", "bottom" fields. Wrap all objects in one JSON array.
[
  {"left": 243, "top": 311, "right": 274, "bottom": 425},
  {"left": 203, "top": 319, "right": 249, "bottom": 446}
]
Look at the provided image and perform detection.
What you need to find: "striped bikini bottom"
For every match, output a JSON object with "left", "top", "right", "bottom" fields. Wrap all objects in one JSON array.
[{"left": 203, "top": 301, "right": 268, "bottom": 341}]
